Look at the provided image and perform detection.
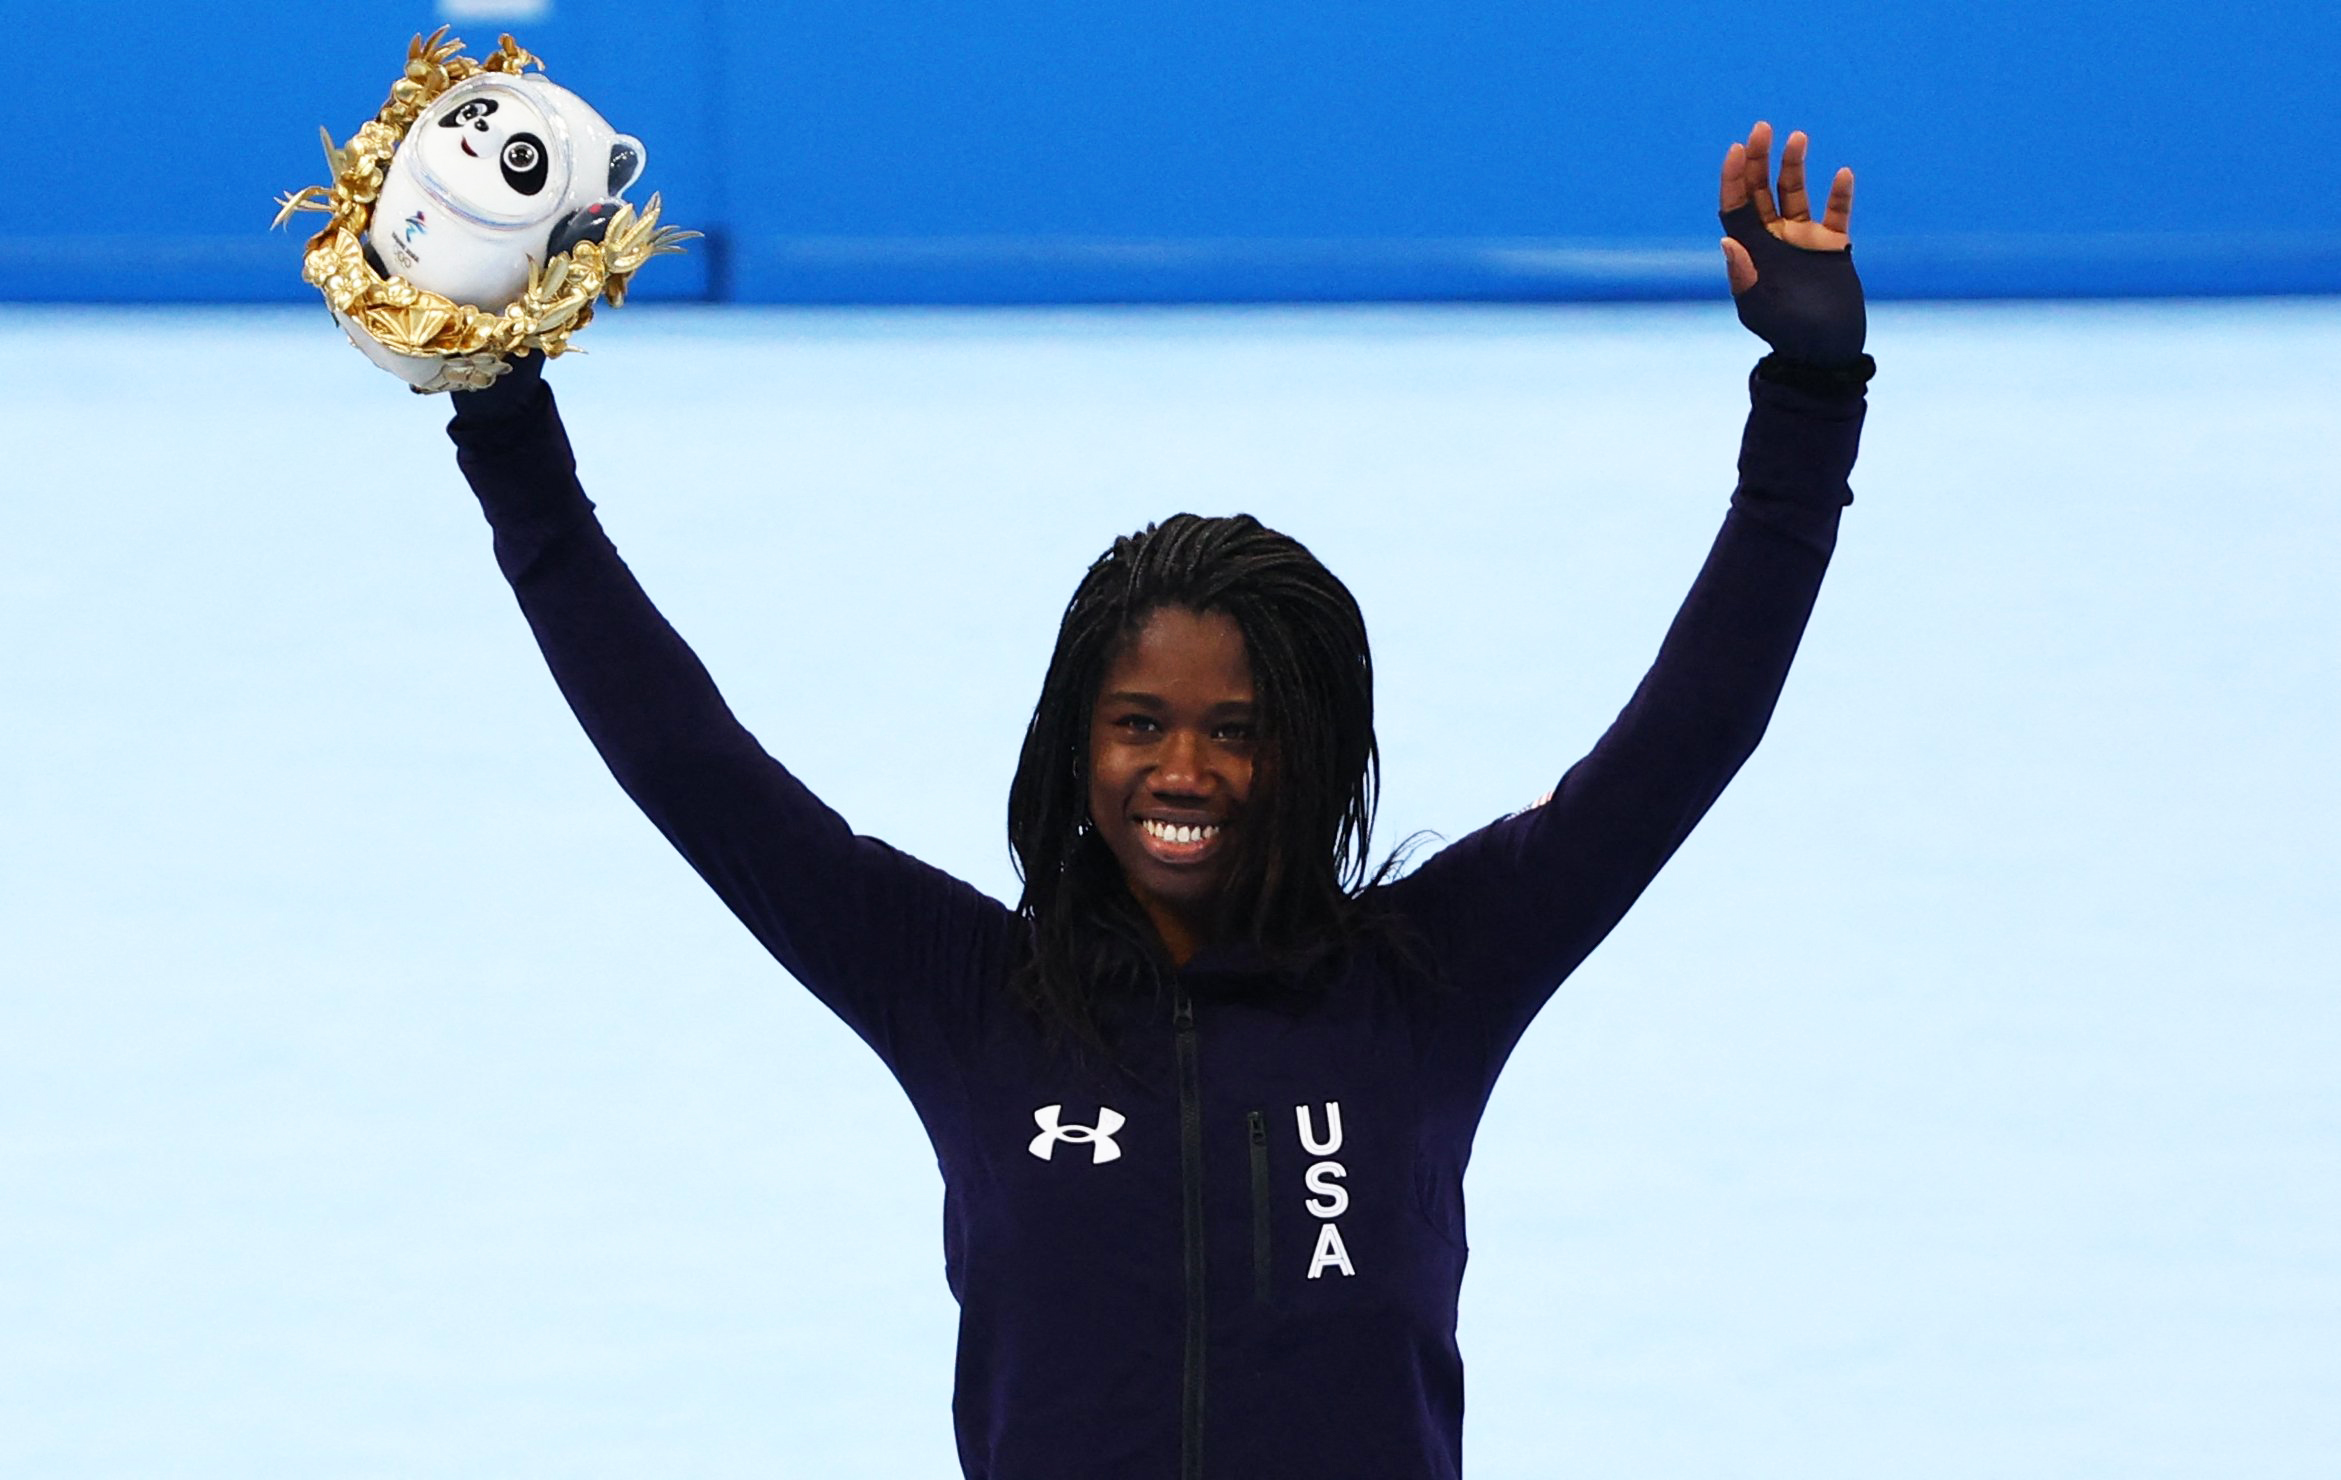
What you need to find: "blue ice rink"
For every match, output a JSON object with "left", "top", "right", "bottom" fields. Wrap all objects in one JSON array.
[{"left": 3, "top": 301, "right": 2336, "bottom": 1476}]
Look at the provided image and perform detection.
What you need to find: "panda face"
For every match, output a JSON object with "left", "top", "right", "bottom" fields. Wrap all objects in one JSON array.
[
  {"left": 410, "top": 81, "right": 567, "bottom": 226},
  {"left": 442, "top": 98, "right": 548, "bottom": 196}
]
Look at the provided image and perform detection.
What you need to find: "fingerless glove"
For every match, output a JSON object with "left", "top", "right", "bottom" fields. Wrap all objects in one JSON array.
[{"left": 1721, "top": 203, "right": 1867, "bottom": 368}]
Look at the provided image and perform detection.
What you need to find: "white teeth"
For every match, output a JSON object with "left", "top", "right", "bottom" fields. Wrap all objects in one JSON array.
[{"left": 1142, "top": 820, "right": 1219, "bottom": 847}]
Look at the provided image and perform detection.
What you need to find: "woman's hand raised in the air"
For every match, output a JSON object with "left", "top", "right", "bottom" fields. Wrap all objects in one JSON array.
[{"left": 1719, "top": 121, "right": 1866, "bottom": 368}]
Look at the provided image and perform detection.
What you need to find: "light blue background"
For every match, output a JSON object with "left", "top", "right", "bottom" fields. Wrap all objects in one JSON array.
[{"left": 3, "top": 300, "right": 2335, "bottom": 1474}]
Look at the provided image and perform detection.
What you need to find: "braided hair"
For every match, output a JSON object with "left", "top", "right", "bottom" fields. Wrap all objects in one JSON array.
[{"left": 1008, "top": 513, "right": 1382, "bottom": 1046}]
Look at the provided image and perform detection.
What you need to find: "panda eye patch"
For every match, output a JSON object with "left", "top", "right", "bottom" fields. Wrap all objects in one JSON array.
[
  {"left": 500, "top": 134, "right": 549, "bottom": 195},
  {"left": 440, "top": 98, "right": 500, "bottom": 129}
]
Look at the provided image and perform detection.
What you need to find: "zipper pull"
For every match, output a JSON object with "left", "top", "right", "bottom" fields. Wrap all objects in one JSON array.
[
  {"left": 1173, "top": 987, "right": 1194, "bottom": 1032},
  {"left": 1248, "top": 1110, "right": 1267, "bottom": 1146}
]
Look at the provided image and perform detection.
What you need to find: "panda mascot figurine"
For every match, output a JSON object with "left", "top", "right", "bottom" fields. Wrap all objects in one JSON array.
[
  {"left": 369, "top": 72, "right": 644, "bottom": 307},
  {"left": 279, "top": 32, "right": 688, "bottom": 393},
  {"left": 337, "top": 70, "right": 647, "bottom": 389}
]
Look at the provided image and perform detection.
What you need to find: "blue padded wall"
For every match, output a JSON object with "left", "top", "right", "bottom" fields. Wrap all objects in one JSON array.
[
  {"left": 6, "top": 0, "right": 2333, "bottom": 302},
  {"left": 3, "top": 1, "right": 719, "bottom": 303}
]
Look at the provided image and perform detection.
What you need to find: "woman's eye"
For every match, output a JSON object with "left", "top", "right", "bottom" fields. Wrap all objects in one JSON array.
[
  {"left": 1114, "top": 714, "right": 1159, "bottom": 733},
  {"left": 1214, "top": 723, "right": 1255, "bottom": 742}
]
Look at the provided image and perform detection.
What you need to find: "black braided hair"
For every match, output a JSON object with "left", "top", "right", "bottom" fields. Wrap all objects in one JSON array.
[{"left": 1007, "top": 513, "right": 1384, "bottom": 1048}]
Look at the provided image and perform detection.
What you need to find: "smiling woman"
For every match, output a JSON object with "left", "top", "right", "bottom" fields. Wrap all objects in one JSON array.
[
  {"left": 1008, "top": 514, "right": 1381, "bottom": 1040},
  {"left": 439, "top": 122, "right": 1871, "bottom": 1480}
]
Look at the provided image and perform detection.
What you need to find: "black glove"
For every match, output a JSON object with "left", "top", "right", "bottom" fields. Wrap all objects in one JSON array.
[
  {"left": 1721, "top": 202, "right": 1866, "bottom": 368},
  {"left": 449, "top": 345, "right": 547, "bottom": 424}
]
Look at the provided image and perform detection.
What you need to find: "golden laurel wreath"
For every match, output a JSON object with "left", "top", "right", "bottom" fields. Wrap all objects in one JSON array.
[{"left": 272, "top": 29, "right": 695, "bottom": 390}]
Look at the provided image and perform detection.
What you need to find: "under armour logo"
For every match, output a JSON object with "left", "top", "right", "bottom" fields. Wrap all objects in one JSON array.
[{"left": 1028, "top": 1104, "right": 1125, "bottom": 1164}]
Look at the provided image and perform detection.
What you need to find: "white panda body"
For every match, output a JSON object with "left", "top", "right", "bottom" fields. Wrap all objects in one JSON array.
[{"left": 367, "top": 72, "right": 646, "bottom": 310}]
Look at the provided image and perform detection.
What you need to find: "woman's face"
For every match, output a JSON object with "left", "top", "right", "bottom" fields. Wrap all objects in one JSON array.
[{"left": 1087, "top": 605, "right": 1258, "bottom": 962}]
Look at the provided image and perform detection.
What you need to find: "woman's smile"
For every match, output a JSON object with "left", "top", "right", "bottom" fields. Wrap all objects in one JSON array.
[{"left": 1136, "top": 817, "right": 1224, "bottom": 859}]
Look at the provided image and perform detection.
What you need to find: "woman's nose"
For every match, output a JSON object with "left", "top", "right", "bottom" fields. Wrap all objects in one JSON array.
[{"left": 1154, "top": 730, "right": 1206, "bottom": 790}]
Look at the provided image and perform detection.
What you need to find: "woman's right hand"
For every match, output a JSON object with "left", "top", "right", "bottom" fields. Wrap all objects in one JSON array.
[{"left": 448, "top": 348, "right": 547, "bottom": 424}]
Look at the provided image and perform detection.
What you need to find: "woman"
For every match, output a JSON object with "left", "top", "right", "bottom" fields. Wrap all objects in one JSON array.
[{"left": 446, "top": 123, "right": 1870, "bottom": 1479}]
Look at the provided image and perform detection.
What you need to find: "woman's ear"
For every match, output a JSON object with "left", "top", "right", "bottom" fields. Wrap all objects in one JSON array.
[{"left": 608, "top": 136, "right": 646, "bottom": 194}]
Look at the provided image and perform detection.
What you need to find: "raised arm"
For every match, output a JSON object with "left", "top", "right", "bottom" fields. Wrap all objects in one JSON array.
[
  {"left": 446, "top": 359, "right": 1016, "bottom": 1070},
  {"left": 1386, "top": 123, "right": 1870, "bottom": 1071}
]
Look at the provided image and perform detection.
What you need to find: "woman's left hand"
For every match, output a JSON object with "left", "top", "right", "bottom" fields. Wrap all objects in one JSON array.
[{"left": 1719, "top": 121, "right": 1866, "bottom": 367}]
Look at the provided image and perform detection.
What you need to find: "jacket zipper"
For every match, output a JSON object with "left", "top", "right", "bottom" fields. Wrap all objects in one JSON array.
[
  {"left": 1247, "top": 1109, "right": 1271, "bottom": 1306},
  {"left": 1174, "top": 986, "right": 1206, "bottom": 1480}
]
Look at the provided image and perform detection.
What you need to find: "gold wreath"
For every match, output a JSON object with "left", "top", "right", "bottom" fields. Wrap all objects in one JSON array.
[{"left": 272, "top": 29, "right": 696, "bottom": 390}]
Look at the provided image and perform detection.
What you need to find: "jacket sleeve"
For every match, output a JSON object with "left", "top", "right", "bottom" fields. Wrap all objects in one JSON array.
[
  {"left": 1380, "top": 370, "right": 1864, "bottom": 1081},
  {"left": 448, "top": 382, "right": 1017, "bottom": 1076}
]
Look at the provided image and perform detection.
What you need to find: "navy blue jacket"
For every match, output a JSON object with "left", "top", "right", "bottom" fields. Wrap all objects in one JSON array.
[{"left": 451, "top": 368, "right": 1863, "bottom": 1479}]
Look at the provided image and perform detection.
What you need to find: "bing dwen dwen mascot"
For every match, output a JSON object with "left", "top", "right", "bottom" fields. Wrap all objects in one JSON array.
[{"left": 276, "top": 30, "right": 692, "bottom": 393}]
